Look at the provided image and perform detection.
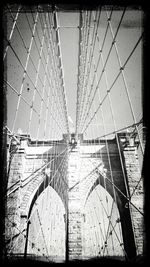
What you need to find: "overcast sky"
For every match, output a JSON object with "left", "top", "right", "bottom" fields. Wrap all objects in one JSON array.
[
  {"left": 6, "top": 7, "right": 143, "bottom": 140},
  {"left": 58, "top": 9, "right": 142, "bottom": 136}
]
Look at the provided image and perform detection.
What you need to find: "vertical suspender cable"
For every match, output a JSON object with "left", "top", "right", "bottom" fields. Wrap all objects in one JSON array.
[
  {"left": 53, "top": 10, "right": 69, "bottom": 135},
  {"left": 11, "top": 12, "right": 39, "bottom": 134},
  {"left": 76, "top": 10, "right": 82, "bottom": 135},
  {"left": 105, "top": 8, "right": 144, "bottom": 155}
]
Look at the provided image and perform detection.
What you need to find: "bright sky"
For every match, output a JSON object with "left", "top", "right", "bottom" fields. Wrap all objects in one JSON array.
[
  {"left": 58, "top": 9, "right": 142, "bottom": 136},
  {"left": 6, "top": 7, "right": 143, "bottom": 140}
]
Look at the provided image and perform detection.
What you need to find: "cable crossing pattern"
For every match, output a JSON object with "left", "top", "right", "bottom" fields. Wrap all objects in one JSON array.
[{"left": 3, "top": 4, "right": 145, "bottom": 263}]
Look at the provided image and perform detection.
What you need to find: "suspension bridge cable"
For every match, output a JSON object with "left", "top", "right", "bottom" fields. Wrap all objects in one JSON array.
[
  {"left": 5, "top": 9, "right": 45, "bottom": 251},
  {"left": 92, "top": 115, "right": 117, "bottom": 256},
  {"left": 105, "top": 7, "right": 144, "bottom": 155},
  {"left": 91, "top": 187, "right": 126, "bottom": 257},
  {"left": 96, "top": 169, "right": 144, "bottom": 216},
  {"left": 94, "top": 189, "right": 124, "bottom": 257},
  {"left": 93, "top": 191, "right": 109, "bottom": 255},
  {"left": 85, "top": 209, "right": 95, "bottom": 256},
  {"left": 102, "top": 201, "right": 116, "bottom": 255},
  {"left": 27, "top": 12, "right": 48, "bottom": 137},
  {"left": 81, "top": 8, "right": 125, "bottom": 133},
  {"left": 36, "top": 209, "right": 49, "bottom": 258},
  {"left": 98, "top": 196, "right": 126, "bottom": 257},
  {"left": 5, "top": 6, "right": 144, "bottom": 260},
  {"left": 89, "top": 84, "right": 112, "bottom": 256},
  {"left": 53, "top": 9, "right": 70, "bottom": 134},
  {"left": 97, "top": 11, "right": 144, "bottom": 242},
  {"left": 76, "top": 11, "right": 90, "bottom": 133},
  {"left": 78, "top": 9, "right": 101, "bottom": 133},
  {"left": 76, "top": 10, "right": 82, "bottom": 135},
  {"left": 80, "top": 156, "right": 144, "bottom": 217},
  {"left": 93, "top": 17, "right": 131, "bottom": 205},
  {"left": 88, "top": 50, "right": 120, "bottom": 227},
  {"left": 79, "top": 8, "right": 114, "bottom": 130},
  {"left": 24, "top": 10, "right": 67, "bottom": 135},
  {"left": 91, "top": 187, "right": 105, "bottom": 255},
  {"left": 77, "top": 11, "right": 92, "bottom": 131},
  {"left": 46, "top": 11, "right": 68, "bottom": 215},
  {"left": 40, "top": 12, "right": 68, "bottom": 132},
  {"left": 68, "top": 149, "right": 143, "bottom": 218},
  {"left": 85, "top": 188, "right": 124, "bottom": 257},
  {"left": 16, "top": 146, "right": 68, "bottom": 258},
  {"left": 5, "top": 26, "right": 60, "bottom": 134},
  {"left": 86, "top": 202, "right": 100, "bottom": 256},
  {"left": 10, "top": 12, "right": 39, "bottom": 134},
  {"left": 26, "top": 163, "right": 67, "bottom": 260},
  {"left": 6, "top": 8, "right": 47, "bottom": 95},
  {"left": 6, "top": 217, "right": 50, "bottom": 261},
  {"left": 97, "top": 190, "right": 124, "bottom": 256},
  {"left": 26, "top": 11, "right": 50, "bottom": 91},
  {"left": 39, "top": 12, "right": 66, "bottom": 135},
  {"left": 87, "top": 148, "right": 124, "bottom": 257},
  {"left": 89, "top": 202, "right": 103, "bottom": 256},
  {"left": 40, "top": 12, "right": 67, "bottom": 134},
  {"left": 92, "top": 194, "right": 107, "bottom": 256},
  {"left": 7, "top": 145, "right": 68, "bottom": 197},
  {"left": 4, "top": 80, "right": 39, "bottom": 117},
  {"left": 29, "top": 12, "right": 56, "bottom": 201},
  {"left": 3, "top": 5, "right": 21, "bottom": 61},
  {"left": 26, "top": 148, "right": 68, "bottom": 221},
  {"left": 82, "top": 33, "right": 143, "bottom": 135},
  {"left": 95, "top": 119, "right": 143, "bottom": 140}
]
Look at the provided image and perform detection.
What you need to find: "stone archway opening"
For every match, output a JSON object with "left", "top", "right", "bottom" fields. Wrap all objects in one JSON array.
[
  {"left": 26, "top": 186, "right": 66, "bottom": 263},
  {"left": 82, "top": 184, "right": 125, "bottom": 260}
]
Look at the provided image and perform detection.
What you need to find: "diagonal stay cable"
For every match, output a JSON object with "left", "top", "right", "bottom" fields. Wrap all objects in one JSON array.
[
  {"left": 4, "top": 33, "right": 62, "bottom": 132},
  {"left": 71, "top": 154, "right": 144, "bottom": 217},
  {"left": 94, "top": 188, "right": 126, "bottom": 257},
  {"left": 95, "top": 168, "right": 144, "bottom": 216},
  {"left": 80, "top": 8, "right": 114, "bottom": 129},
  {"left": 82, "top": 32, "right": 143, "bottom": 134},
  {"left": 77, "top": 10, "right": 91, "bottom": 132},
  {"left": 4, "top": 80, "right": 39, "bottom": 116},
  {"left": 27, "top": 147, "right": 68, "bottom": 222},
  {"left": 6, "top": 7, "right": 47, "bottom": 96},
  {"left": 77, "top": 10, "right": 99, "bottom": 133},
  {"left": 6, "top": 216, "right": 50, "bottom": 261},
  {"left": 75, "top": 10, "right": 82, "bottom": 135},
  {"left": 81, "top": 154, "right": 144, "bottom": 218},
  {"left": 7, "top": 147, "right": 68, "bottom": 256},
  {"left": 83, "top": 155, "right": 144, "bottom": 217},
  {"left": 36, "top": 209, "right": 49, "bottom": 257},
  {"left": 38, "top": 12, "right": 68, "bottom": 131},
  {"left": 95, "top": 119, "right": 143, "bottom": 140},
  {"left": 79, "top": 9, "right": 101, "bottom": 133},
  {"left": 81, "top": 8, "right": 126, "bottom": 132},
  {"left": 97, "top": 192, "right": 127, "bottom": 257},
  {"left": 53, "top": 9, "right": 70, "bottom": 134},
  {"left": 94, "top": 15, "right": 131, "bottom": 218},
  {"left": 7, "top": 146, "right": 68, "bottom": 196},
  {"left": 5, "top": 66, "right": 64, "bottom": 135},
  {"left": 76, "top": 10, "right": 87, "bottom": 134},
  {"left": 6, "top": 12, "right": 40, "bottom": 133},
  {"left": 3, "top": 5, "right": 21, "bottom": 60},
  {"left": 105, "top": 7, "right": 144, "bottom": 155},
  {"left": 77, "top": 11, "right": 92, "bottom": 129}
]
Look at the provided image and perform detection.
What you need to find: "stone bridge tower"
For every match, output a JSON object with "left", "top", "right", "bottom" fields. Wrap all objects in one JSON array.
[{"left": 5, "top": 132, "right": 144, "bottom": 262}]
